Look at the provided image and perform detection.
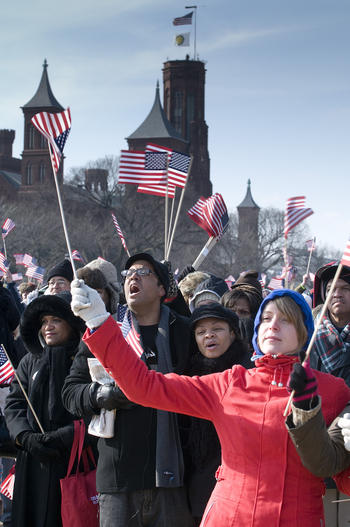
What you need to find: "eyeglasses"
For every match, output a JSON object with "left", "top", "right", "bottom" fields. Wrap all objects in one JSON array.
[
  {"left": 121, "top": 267, "right": 154, "bottom": 278},
  {"left": 48, "top": 278, "right": 69, "bottom": 288}
]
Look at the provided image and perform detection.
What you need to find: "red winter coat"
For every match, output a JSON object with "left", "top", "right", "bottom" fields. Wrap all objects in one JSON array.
[{"left": 84, "top": 316, "right": 350, "bottom": 527}]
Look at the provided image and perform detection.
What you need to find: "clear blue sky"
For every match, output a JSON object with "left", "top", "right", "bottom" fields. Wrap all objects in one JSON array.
[{"left": 1, "top": 0, "right": 349, "bottom": 253}]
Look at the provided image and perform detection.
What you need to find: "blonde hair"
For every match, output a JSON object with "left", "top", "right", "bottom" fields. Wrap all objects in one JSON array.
[
  {"left": 266, "top": 296, "right": 308, "bottom": 349},
  {"left": 178, "top": 271, "right": 210, "bottom": 305}
]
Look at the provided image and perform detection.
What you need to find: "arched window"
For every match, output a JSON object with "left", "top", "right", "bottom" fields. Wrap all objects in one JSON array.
[
  {"left": 28, "top": 126, "right": 35, "bottom": 149},
  {"left": 40, "top": 134, "right": 46, "bottom": 149},
  {"left": 39, "top": 163, "right": 45, "bottom": 184},
  {"left": 26, "top": 163, "right": 32, "bottom": 185}
]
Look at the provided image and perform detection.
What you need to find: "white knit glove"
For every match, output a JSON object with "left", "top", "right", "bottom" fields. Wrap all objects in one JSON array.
[
  {"left": 338, "top": 413, "right": 350, "bottom": 451},
  {"left": 71, "top": 279, "right": 109, "bottom": 329}
]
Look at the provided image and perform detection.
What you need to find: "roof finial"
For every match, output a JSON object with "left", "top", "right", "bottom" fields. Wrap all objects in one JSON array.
[
  {"left": 156, "top": 80, "right": 159, "bottom": 90},
  {"left": 43, "top": 58, "right": 48, "bottom": 70},
  {"left": 247, "top": 178, "right": 251, "bottom": 187}
]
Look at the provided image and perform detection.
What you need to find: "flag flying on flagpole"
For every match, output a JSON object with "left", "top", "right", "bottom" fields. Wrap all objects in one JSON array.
[
  {"left": 168, "top": 151, "right": 191, "bottom": 188},
  {"left": 0, "top": 463, "right": 15, "bottom": 500},
  {"left": 0, "top": 252, "right": 9, "bottom": 272},
  {"left": 188, "top": 194, "right": 229, "bottom": 239},
  {"left": 173, "top": 11, "right": 193, "bottom": 25},
  {"left": 72, "top": 250, "right": 84, "bottom": 263},
  {"left": 1, "top": 218, "right": 15, "bottom": 239},
  {"left": 111, "top": 213, "right": 129, "bottom": 254},
  {"left": 341, "top": 238, "right": 350, "bottom": 267},
  {"left": 25, "top": 265, "right": 45, "bottom": 282},
  {"left": 31, "top": 108, "right": 71, "bottom": 173},
  {"left": 0, "top": 345, "right": 15, "bottom": 385},
  {"left": 175, "top": 33, "right": 190, "bottom": 46},
  {"left": 284, "top": 196, "right": 314, "bottom": 238},
  {"left": 118, "top": 150, "right": 168, "bottom": 185},
  {"left": 306, "top": 238, "right": 316, "bottom": 251},
  {"left": 137, "top": 183, "right": 176, "bottom": 198}
]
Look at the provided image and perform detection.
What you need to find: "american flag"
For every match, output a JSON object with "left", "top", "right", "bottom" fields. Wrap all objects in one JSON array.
[
  {"left": 11, "top": 273, "right": 23, "bottom": 281},
  {"left": 121, "top": 311, "right": 144, "bottom": 358},
  {"left": 341, "top": 239, "right": 350, "bottom": 268},
  {"left": 0, "top": 252, "right": 9, "bottom": 272},
  {"left": 72, "top": 250, "right": 84, "bottom": 263},
  {"left": 173, "top": 11, "right": 193, "bottom": 25},
  {"left": 284, "top": 196, "right": 313, "bottom": 238},
  {"left": 2, "top": 218, "right": 15, "bottom": 238},
  {"left": 0, "top": 463, "right": 15, "bottom": 500},
  {"left": 259, "top": 273, "right": 267, "bottom": 287},
  {"left": 225, "top": 275, "right": 235, "bottom": 288},
  {"left": 137, "top": 182, "right": 176, "bottom": 198},
  {"left": 306, "top": 238, "right": 316, "bottom": 252},
  {"left": 0, "top": 345, "right": 15, "bottom": 385},
  {"left": 188, "top": 194, "right": 229, "bottom": 239},
  {"left": 168, "top": 151, "right": 191, "bottom": 188},
  {"left": 118, "top": 150, "right": 168, "bottom": 185},
  {"left": 111, "top": 213, "right": 129, "bottom": 253},
  {"left": 13, "top": 253, "right": 24, "bottom": 265},
  {"left": 31, "top": 108, "right": 71, "bottom": 173},
  {"left": 268, "top": 277, "right": 284, "bottom": 290},
  {"left": 14, "top": 253, "right": 37, "bottom": 267},
  {"left": 25, "top": 265, "right": 45, "bottom": 282}
]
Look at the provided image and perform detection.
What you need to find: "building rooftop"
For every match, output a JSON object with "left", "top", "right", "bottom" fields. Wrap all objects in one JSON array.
[
  {"left": 22, "top": 59, "right": 64, "bottom": 111},
  {"left": 126, "top": 82, "right": 186, "bottom": 142},
  {"left": 237, "top": 179, "right": 260, "bottom": 208}
]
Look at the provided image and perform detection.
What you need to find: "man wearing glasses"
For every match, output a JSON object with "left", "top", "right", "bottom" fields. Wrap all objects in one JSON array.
[{"left": 63, "top": 253, "right": 193, "bottom": 527}]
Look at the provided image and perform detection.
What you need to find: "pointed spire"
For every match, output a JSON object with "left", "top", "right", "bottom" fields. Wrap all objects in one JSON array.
[
  {"left": 126, "top": 83, "right": 186, "bottom": 142},
  {"left": 22, "top": 59, "right": 64, "bottom": 110},
  {"left": 237, "top": 179, "right": 260, "bottom": 208}
]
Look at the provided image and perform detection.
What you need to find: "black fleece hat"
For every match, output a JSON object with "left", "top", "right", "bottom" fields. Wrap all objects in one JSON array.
[
  {"left": 46, "top": 259, "right": 73, "bottom": 284},
  {"left": 20, "top": 292, "right": 85, "bottom": 354},
  {"left": 190, "top": 303, "right": 241, "bottom": 338},
  {"left": 125, "top": 253, "right": 170, "bottom": 296}
]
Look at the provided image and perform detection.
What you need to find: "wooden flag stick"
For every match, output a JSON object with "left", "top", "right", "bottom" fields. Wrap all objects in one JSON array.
[
  {"left": 284, "top": 238, "right": 289, "bottom": 289},
  {"left": 48, "top": 141, "right": 77, "bottom": 279},
  {"left": 2, "top": 237, "right": 7, "bottom": 260},
  {"left": 283, "top": 262, "right": 344, "bottom": 416},
  {"left": 166, "top": 191, "right": 177, "bottom": 257},
  {"left": 164, "top": 183, "right": 169, "bottom": 260},
  {"left": 166, "top": 156, "right": 193, "bottom": 260},
  {"left": 192, "top": 236, "right": 219, "bottom": 270},
  {"left": 1, "top": 344, "right": 45, "bottom": 433}
]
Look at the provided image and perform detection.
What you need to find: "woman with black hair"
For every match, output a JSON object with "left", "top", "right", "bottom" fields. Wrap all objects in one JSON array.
[{"left": 5, "top": 292, "right": 85, "bottom": 527}]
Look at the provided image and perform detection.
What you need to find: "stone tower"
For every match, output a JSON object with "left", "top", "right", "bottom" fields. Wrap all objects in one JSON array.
[
  {"left": 236, "top": 180, "right": 260, "bottom": 272},
  {"left": 21, "top": 59, "right": 65, "bottom": 191},
  {"left": 162, "top": 57, "right": 212, "bottom": 198}
]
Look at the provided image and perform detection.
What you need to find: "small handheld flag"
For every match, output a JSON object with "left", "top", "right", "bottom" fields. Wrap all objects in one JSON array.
[
  {"left": 284, "top": 196, "right": 313, "bottom": 238},
  {"left": 0, "top": 344, "right": 15, "bottom": 385},
  {"left": 1, "top": 218, "right": 15, "bottom": 239},
  {"left": 31, "top": 108, "right": 71, "bottom": 173}
]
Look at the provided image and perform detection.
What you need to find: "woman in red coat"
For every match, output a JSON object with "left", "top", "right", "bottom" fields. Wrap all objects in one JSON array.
[{"left": 71, "top": 284, "right": 350, "bottom": 527}]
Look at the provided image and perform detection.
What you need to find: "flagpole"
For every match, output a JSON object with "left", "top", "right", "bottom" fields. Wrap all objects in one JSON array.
[
  {"left": 186, "top": 5, "right": 197, "bottom": 59},
  {"left": 283, "top": 262, "right": 344, "bottom": 417},
  {"left": 164, "top": 157, "right": 170, "bottom": 259},
  {"left": 192, "top": 236, "right": 218, "bottom": 269},
  {"left": 305, "top": 236, "right": 316, "bottom": 277},
  {"left": 166, "top": 189, "right": 177, "bottom": 257},
  {"left": 1, "top": 344, "right": 45, "bottom": 433},
  {"left": 2, "top": 238, "right": 7, "bottom": 260},
  {"left": 48, "top": 141, "right": 77, "bottom": 279},
  {"left": 166, "top": 155, "right": 193, "bottom": 260},
  {"left": 284, "top": 238, "right": 289, "bottom": 289}
]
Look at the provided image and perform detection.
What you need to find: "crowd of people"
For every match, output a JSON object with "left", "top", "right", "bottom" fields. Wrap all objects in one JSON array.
[{"left": 0, "top": 252, "right": 350, "bottom": 526}]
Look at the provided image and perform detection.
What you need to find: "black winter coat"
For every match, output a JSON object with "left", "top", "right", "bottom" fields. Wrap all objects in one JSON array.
[
  {"left": 62, "top": 308, "right": 192, "bottom": 493},
  {"left": 4, "top": 340, "right": 80, "bottom": 527}
]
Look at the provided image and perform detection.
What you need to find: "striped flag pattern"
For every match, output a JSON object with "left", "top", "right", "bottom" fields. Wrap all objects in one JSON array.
[
  {"left": 25, "top": 265, "right": 45, "bottom": 282},
  {"left": 0, "top": 345, "right": 15, "bottom": 385},
  {"left": 341, "top": 239, "right": 350, "bottom": 267},
  {"left": 0, "top": 253, "right": 9, "bottom": 272},
  {"left": 121, "top": 312, "right": 144, "bottom": 358},
  {"left": 1, "top": 218, "right": 15, "bottom": 238},
  {"left": 268, "top": 277, "right": 284, "bottom": 290},
  {"left": 31, "top": 108, "right": 71, "bottom": 173},
  {"left": 137, "top": 182, "right": 176, "bottom": 198},
  {"left": 306, "top": 238, "right": 316, "bottom": 252},
  {"left": 284, "top": 196, "right": 313, "bottom": 238},
  {"left": 72, "top": 250, "right": 84, "bottom": 263},
  {"left": 173, "top": 11, "right": 193, "bottom": 25},
  {"left": 188, "top": 194, "right": 229, "bottom": 239},
  {"left": 111, "top": 213, "right": 129, "bottom": 253},
  {"left": 146, "top": 144, "right": 190, "bottom": 188},
  {"left": 0, "top": 463, "right": 15, "bottom": 500},
  {"left": 118, "top": 150, "right": 167, "bottom": 185}
]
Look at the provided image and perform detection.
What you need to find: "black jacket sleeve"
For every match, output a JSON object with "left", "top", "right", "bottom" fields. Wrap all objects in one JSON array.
[{"left": 62, "top": 341, "right": 135, "bottom": 418}]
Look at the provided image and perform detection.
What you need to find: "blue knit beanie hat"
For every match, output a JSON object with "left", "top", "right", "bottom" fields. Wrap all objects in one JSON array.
[{"left": 252, "top": 289, "right": 314, "bottom": 359}]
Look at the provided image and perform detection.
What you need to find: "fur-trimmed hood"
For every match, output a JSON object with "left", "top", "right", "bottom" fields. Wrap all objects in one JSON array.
[{"left": 20, "top": 292, "right": 85, "bottom": 354}]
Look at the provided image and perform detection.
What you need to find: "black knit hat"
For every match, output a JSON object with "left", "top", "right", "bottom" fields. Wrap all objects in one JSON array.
[
  {"left": 20, "top": 292, "right": 85, "bottom": 354},
  {"left": 190, "top": 303, "right": 241, "bottom": 338},
  {"left": 125, "top": 253, "right": 170, "bottom": 296},
  {"left": 46, "top": 259, "right": 73, "bottom": 284}
]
